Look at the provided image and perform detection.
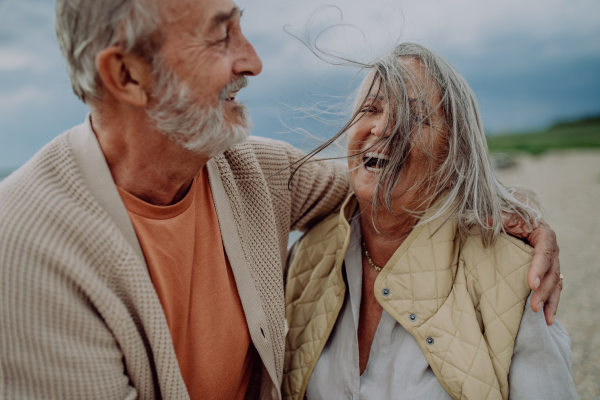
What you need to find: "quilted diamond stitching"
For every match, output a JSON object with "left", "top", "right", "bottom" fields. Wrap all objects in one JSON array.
[
  {"left": 383, "top": 220, "right": 529, "bottom": 400},
  {"left": 283, "top": 213, "right": 348, "bottom": 398},
  {"left": 430, "top": 348, "right": 499, "bottom": 398},
  {"left": 428, "top": 283, "right": 479, "bottom": 368}
]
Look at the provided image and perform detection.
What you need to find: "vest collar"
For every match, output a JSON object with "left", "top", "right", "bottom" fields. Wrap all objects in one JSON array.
[{"left": 337, "top": 192, "right": 460, "bottom": 324}]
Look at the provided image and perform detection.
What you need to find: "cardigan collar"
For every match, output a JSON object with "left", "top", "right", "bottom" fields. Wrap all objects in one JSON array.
[{"left": 67, "top": 114, "right": 280, "bottom": 397}]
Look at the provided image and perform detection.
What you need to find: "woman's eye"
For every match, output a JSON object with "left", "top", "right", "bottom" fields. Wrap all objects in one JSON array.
[{"left": 361, "top": 105, "right": 378, "bottom": 114}]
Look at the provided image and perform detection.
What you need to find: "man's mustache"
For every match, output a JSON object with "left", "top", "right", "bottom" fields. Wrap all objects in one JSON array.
[{"left": 219, "top": 76, "right": 248, "bottom": 100}]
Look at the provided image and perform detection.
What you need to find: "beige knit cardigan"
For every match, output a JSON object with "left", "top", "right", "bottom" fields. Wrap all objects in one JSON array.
[{"left": 0, "top": 117, "right": 349, "bottom": 400}]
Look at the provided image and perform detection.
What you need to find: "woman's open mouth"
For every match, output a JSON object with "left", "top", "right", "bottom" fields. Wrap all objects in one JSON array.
[{"left": 363, "top": 152, "right": 390, "bottom": 173}]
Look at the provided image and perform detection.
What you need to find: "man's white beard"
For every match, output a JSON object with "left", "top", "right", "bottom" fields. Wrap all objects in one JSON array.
[{"left": 145, "top": 62, "right": 251, "bottom": 158}]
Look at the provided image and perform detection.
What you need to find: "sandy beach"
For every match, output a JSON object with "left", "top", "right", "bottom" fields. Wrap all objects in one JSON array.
[{"left": 496, "top": 150, "right": 600, "bottom": 400}]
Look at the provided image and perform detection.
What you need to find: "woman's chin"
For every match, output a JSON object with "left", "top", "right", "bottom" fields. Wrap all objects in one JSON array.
[
  {"left": 350, "top": 166, "right": 379, "bottom": 196},
  {"left": 351, "top": 183, "right": 378, "bottom": 206}
]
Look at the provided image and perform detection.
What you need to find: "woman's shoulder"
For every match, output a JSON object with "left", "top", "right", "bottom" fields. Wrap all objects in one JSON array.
[
  {"left": 458, "top": 230, "right": 533, "bottom": 324},
  {"left": 286, "top": 198, "right": 354, "bottom": 283},
  {"left": 292, "top": 210, "right": 345, "bottom": 262},
  {"left": 460, "top": 229, "right": 534, "bottom": 280}
]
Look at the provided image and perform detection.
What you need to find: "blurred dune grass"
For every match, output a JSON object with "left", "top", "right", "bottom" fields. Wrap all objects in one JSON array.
[{"left": 487, "top": 115, "right": 600, "bottom": 155}]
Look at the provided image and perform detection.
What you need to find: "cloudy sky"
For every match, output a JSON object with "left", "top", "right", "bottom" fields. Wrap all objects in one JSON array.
[{"left": 0, "top": 0, "right": 599, "bottom": 170}]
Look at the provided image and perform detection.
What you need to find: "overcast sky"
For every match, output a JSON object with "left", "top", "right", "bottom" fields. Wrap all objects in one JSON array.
[{"left": 1, "top": 0, "right": 599, "bottom": 169}]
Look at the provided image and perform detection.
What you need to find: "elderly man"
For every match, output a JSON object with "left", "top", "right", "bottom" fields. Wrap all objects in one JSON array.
[{"left": 0, "top": 0, "right": 562, "bottom": 399}]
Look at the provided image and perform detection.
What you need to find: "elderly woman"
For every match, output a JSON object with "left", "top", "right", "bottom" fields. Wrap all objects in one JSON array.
[{"left": 283, "top": 43, "right": 576, "bottom": 400}]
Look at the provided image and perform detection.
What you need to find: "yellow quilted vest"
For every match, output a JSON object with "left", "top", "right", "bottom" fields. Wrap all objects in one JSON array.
[{"left": 284, "top": 194, "right": 533, "bottom": 400}]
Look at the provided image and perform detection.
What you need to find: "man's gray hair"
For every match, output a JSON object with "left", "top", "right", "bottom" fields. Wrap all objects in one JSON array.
[
  {"left": 296, "top": 42, "right": 542, "bottom": 246},
  {"left": 56, "top": 0, "right": 162, "bottom": 103}
]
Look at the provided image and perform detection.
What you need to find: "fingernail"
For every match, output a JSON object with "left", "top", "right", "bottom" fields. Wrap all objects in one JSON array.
[
  {"left": 534, "top": 277, "right": 540, "bottom": 290},
  {"left": 537, "top": 302, "right": 544, "bottom": 312}
]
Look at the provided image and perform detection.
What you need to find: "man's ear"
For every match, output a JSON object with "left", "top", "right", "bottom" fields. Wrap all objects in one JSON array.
[{"left": 96, "top": 46, "right": 153, "bottom": 107}]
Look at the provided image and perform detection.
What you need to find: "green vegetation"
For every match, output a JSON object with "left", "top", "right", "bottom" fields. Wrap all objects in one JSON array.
[{"left": 487, "top": 115, "right": 600, "bottom": 155}]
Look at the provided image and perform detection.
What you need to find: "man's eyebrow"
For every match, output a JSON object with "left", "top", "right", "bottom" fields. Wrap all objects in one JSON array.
[{"left": 209, "top": 6, "right": 241, "bottom": 30}]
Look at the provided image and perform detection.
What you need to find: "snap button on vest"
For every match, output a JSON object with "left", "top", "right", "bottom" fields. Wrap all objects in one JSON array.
[
  {"left": 382, "top": 288, "right": 390, "bottom": 297},
  {"left": 304, "top": 352, "right": 312, "bottom": 364},
  {"left": 409, "top": 313, "right": 417, "bottom": 322},
  {"left": 426, "top": 337, "right": 434, "bottom": 345}
]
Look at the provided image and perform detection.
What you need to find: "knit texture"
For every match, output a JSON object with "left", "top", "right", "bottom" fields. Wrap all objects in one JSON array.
[
  {"left": 215, "top": 136, "right": 349, "bottom": 381},
  {"left": 0, "top": 128, "right": 348, "bottom": 399}
]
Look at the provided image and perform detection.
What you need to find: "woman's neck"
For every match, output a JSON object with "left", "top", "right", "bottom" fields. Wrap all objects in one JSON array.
[{"left": 359, "top": 203, "right": 420, "bottom": 268}]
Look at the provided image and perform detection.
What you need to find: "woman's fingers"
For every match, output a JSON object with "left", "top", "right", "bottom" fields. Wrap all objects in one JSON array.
[
  {"left": 543, "top": 277, "right": 563, "bottom": 325},
  {"left": 501, "top": 212, "right": 532, "bottom": 239},
  {"left": 527, "top": 221, "right": 561, "bottom": 325}
]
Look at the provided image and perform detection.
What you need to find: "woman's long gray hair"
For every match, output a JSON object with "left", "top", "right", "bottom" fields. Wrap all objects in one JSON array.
[{"left": 293, "top": 42, "right": 542, "bottom": 246}]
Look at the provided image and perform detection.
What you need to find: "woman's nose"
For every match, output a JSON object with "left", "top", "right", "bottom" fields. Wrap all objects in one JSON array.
[{"left": 371, "top": 114, "right": 387, "bottom": 137}]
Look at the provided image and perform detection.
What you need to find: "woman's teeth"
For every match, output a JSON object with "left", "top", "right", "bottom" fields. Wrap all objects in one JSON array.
[
  {"left": 364, "top": 152, "right": 390, "bottom": 173},
  {"left": 226, "top": 92, "right": 237, "bottom": 101}
]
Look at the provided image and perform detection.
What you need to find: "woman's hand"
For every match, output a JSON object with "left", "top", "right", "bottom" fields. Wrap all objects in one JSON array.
[{"left": 503, "top": 218, "right": 562, "bottom": 326}]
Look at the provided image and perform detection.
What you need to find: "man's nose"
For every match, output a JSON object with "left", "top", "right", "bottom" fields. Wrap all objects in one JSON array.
[{"left": 233, "top": 34, "right": 263, "bottom": 77}]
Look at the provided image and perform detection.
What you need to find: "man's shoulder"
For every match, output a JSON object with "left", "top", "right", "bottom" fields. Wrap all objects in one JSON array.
[
  {"left": 0, "top": 128, "right": 113, "bottom": 252},
  {"left": 243, "top": 135, "right": 296, "bottom": 150},
  {"left": 220, "top": 136, "right": 303, "bottom": 178},
  {"left": 228, "top": 136, "right": 300, "bottom": 160},
  {"left": 0, "top": 130, "right": 74, "bottom": 201}
]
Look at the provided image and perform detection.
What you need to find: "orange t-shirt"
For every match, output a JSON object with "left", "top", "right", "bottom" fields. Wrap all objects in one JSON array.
[{"left": 117, "top": 168, "right": 253, "bottom": 400}]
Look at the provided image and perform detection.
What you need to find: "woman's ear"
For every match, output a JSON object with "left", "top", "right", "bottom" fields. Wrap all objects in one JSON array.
[{"left": 96, "top": 46, "right": 152, "bottom": 107}]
